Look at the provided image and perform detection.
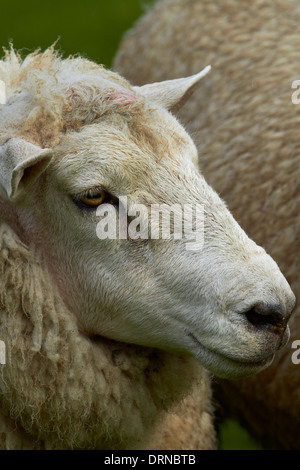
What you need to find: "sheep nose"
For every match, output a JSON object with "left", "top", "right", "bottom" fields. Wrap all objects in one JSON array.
[{"left": 243, "top": 300, "right": 294, "bottom": 333}]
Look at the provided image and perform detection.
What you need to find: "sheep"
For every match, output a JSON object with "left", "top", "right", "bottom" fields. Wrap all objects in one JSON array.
[
  {"left": 0, "top": 46, "right": 295, "bottom": 450},
  {"left": 114, "top": 0, "right": 300, "bottom": 449}
]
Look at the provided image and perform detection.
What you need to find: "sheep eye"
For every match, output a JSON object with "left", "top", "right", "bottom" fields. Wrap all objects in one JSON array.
[
  {"left": 77, "top": 189, "right": 107, "bottom": 208},
  {"left": 73, "top": 188, "right": 119, "bottom": 211}
]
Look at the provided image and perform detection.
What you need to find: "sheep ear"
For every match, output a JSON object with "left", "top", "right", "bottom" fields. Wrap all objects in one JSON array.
[
  {"left": 0, "top": 138, "right": 53, "bottom": 200},
  {"left": 133, "top": 65, "right": 211, "bottom": 112}
]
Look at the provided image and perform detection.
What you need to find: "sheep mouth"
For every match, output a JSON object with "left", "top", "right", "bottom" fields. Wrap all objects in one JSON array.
[{"left": 187, "top": 332, "right": 275, "bottom": 379}]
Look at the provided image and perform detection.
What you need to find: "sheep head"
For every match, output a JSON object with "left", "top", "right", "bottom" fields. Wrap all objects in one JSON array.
[{"left": 0, "top": 49, "right": 295, "bottom": 382}]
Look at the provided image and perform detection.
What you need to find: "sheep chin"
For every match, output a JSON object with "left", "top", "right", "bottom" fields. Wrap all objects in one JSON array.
[{"left": 187, "top": 332, "right": 275, "bottom": 380}]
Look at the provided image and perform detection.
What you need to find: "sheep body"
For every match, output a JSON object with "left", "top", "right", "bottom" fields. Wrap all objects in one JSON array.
[
  {"left": 0, "top": 221, "right": 215, "bottom": 449},
  {"left": 114, "top": 0, "right": 300, "bottom": 449},
  {"left": 0, "top": 47, "right": 218, "bottom": 450}
]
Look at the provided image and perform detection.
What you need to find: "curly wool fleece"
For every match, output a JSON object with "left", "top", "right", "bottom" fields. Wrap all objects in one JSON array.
[{"left": 0, "top": 202, "right": 214, "bottom": 450}]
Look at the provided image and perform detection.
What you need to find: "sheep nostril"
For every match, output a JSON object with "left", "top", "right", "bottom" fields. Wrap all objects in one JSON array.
[{"left": 244, "top": 302, "right": 289, "bottom": 333}]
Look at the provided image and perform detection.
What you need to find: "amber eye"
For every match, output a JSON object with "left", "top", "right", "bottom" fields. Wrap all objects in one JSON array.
[{"left": 79, "top": 189, "right": 106, "bottom": 208}]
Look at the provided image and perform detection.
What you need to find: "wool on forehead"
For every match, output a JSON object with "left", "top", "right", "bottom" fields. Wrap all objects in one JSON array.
[{"left": 0, "top": 46, "right": 145, "bottom": 147}]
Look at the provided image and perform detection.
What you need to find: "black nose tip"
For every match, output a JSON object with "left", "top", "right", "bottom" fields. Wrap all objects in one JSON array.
[{"left": 244, "top": 302, "right": 291, "bottom": 333}]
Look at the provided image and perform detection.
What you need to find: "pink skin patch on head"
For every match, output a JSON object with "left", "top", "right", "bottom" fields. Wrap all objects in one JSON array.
[{"left": 108, "top": 91, "right": 137, "bottom": 105}]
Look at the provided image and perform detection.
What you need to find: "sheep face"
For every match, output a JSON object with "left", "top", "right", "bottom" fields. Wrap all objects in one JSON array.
[{"left": 0, "top": 61, "right": 295, "bottom": 379}]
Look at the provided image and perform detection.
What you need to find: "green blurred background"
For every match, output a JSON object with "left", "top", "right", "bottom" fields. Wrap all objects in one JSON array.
[
  {"left": 0, "top": 0, "right": 263, "bottom": 450},
  {"left": 0, "top": 0, "right": 149, "bottom": 68}
]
